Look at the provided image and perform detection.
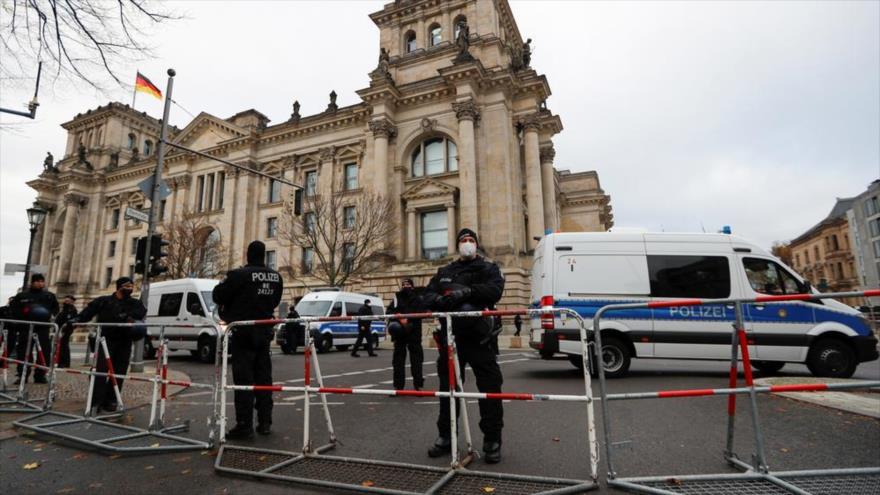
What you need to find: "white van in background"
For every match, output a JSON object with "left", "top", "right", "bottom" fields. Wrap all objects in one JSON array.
[
  {"left": 283, "top": 289, "right": 386, "bottom": 353},
  {"left": 145, "top": 278, "right": 220, "bottom": 363},
  {"left": 530, "top": 232, "right": 878, "bottom": 378}
]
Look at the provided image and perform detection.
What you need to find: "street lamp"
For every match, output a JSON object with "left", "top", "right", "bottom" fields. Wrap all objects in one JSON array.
[{"left": 22, "top": 203, "right": 48, "bottom": 290}]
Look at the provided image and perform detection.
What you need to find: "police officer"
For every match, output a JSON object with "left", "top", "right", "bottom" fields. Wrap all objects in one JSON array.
[
  {"left": 423, "top": 228, "right": 505, "bottom": 464},
  {"left": 11, "top": 274, "right": 59, "bottom": 384},
  {"left": 0, "top": 296, "right": 16, "bottom": 359},
  {"left": 72, "top": 277, "right": 146, "bottom": 412},
  {"left": 351, "top": 299, "right": 377, "bottom": 357},
  {"left": 213, "top": 240, "right": 283, "bottom": 439},
  {"left": 386, "top": 278, "right": 425, "bottom": 390},
  {"left": 55, "top": 295, "right": 79, "bottom": 368}
]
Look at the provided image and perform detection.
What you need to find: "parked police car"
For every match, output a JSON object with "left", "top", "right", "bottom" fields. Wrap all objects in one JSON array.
[
  {"left": 530, "top": 232, "right": 879, "bottom": 378},
  {"left": 276, "top": 289, "right": 386, "bottom": 353}
]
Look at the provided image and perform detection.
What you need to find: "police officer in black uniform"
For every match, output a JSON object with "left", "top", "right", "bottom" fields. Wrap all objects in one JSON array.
[
  {"left": 351, "top": 300, "right": 377, "bottom": 357},
  {"left": 55, "top": 295, "right": 79, "bottom": 368},
  {"left": 213, "top": 241, "right": 283, "bottom": 439},
  {"left": 386, "top": 278, "right": 425, "bottom": 390},
  {"left": 0, "top": 296, "right": 17, "bottom": 359},
  {"left": 11, "top": 274, "right": 59, "bottom": 384},
  {"left": 423, "top": 228, "right": 505, "bottom": 464},
  {"left": 72, "top": 277, "right": 146, "bottom": 412}
]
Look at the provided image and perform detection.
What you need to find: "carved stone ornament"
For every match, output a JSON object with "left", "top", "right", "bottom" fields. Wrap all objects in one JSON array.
[
  {"left": 452, "top": 100, "right": 480, "bottom": 122},
  {"left": 290, "top": 100, "right": 301, "bottom": 123},
  {"left": 539, "top": 145, "right": 556, "bottom": 164},
  {"left": 420, "top": 118, "right": 436, "bottom": 132},
  {"left": 326, "top": 91, "right": 338, "bottom": 113},
  {"left": 64, "top": 192, "right": 88, "bottom": 207},
  {"left": 519, "top": 113, "right": 542, "bottom": 132},
  {"left": 369, "top": 119, "right": 398, "bottom": 139},
  {"left": 320, "top": 146, "right": 337, "bottom": 162}
]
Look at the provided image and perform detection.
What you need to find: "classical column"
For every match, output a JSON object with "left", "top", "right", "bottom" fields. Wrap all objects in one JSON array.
[
  {"left": 521, "top": 114, "right": 545, "bottom": 247},
  {"left": 57, "top": 193, "right": 86, "bottom": 284},
  {"left": 453, "top": 99, "right": 480, "bottom": 232},
  {"left": 319, "top": 146, "right": 336, "bottom": 197},
  {"left": 369, "top": 119, "right": 397, "bottom": 197},
  {"left": 446, "top": 202, "right": 457, "bottom": 256},
  {"left": 406, "top": 207, "right": 417, "bottom": 260},
  {"left": 540, "top": 145, "right": 558, "bottom": 233}
]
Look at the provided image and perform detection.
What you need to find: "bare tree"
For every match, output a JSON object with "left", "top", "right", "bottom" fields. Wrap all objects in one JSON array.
[
  {"left": 278, "top": 191, "right": 398, "bottom": 288},
  {"left": 160, "top": 209, "right": 228, "bottom": 280},
  {"left": 0, "top": 0, "right": 177, "bottom": 91}
]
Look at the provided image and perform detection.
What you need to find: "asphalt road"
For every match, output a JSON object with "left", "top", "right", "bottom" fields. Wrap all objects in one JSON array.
[{"left": 1, "top": 343, "right": 878, "bottom": 494}]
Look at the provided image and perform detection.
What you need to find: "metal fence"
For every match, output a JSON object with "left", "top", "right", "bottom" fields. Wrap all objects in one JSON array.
[
  {"left": 214, "top": 307, "right": 600, "bottom": 494},
  {"left": 591, "top": 289, "right": 880, "bottom": 495},
  {"left": 0, "top": 319, "right": 60, "bottom": 413}
]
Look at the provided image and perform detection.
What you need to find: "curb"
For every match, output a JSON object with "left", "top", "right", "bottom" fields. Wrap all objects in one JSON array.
[{"left": 755, "top": 377, "right": 880, "bottom": 419}]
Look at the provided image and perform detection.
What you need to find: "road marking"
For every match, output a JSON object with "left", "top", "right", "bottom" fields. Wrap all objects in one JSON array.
[
  {"left": 177, "top": 391, "right": 212, "bottom": 398},
  {"left": 353, "top": 384, "right": 376, "bottom": 389}
]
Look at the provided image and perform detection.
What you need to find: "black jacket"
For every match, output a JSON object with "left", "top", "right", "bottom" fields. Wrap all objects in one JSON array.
[
  {"left": 357, "top": 304, "right": 372, "bottom": 332},
  {"left": 424, "top": 256, "right": 504, "bottom": 342},
  {"left": 213, "top": 264, "right": 283, "bottom": 324},
  {"left": 387, "top": 288, "right": 426, "bottom": 333},
  {"left": 75, "top": 294, "right": 147, "bottom": 342},
  {"left": 56, "top": 304, "right": 79, "bottom": 332},
  {"left": 9, "top": 288, "right": 59, "bottom": 324}
]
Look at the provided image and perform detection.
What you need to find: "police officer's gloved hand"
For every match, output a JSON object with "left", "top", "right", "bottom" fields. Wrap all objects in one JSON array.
[{"left": 444, "top": 287, "right": 472, "bottom": 306}]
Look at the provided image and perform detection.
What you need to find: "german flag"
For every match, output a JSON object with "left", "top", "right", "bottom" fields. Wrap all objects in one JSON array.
[{"left": 135, "top": 72, "right": 162, "bottom": 99}]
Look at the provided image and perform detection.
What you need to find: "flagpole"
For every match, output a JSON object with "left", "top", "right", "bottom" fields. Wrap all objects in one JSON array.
[{"left": 132, "top": 74, "right": 138, "bottom": 109}]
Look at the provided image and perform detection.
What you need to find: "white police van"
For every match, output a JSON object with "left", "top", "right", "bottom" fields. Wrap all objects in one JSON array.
[
  {"left": 530, "top": 232, "right": 878, "bottom": 378},
  {"left": 145, "top": 278, "right": 220, "bottom": 363},
  {"left": 283, "top": 289, "right": 386, "bottom": 353}
]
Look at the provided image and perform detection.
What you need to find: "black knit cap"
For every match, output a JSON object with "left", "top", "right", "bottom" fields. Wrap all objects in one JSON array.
[
  {"left": 457, "top": 228, "right": 479, "bottom": 246},
  {"left": 116, "top": 276, "right": 133, "bottom": 289},
  {"left": 31, "top": 273, "right": 45, "bottom": 283}
]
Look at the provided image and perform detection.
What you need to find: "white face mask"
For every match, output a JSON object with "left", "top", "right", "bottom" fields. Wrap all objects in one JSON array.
[{"left": 458, "top": 242, "right": 477, "bottom": 259}]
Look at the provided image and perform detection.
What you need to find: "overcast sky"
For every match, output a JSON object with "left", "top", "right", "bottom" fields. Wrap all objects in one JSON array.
[{"left": 1, "top": 0, "right": 878, "bottom": 300}]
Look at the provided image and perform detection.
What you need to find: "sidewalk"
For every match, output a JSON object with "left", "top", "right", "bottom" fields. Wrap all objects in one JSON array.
[{"left": 755, "top": 376, "right": 880, "bottom": 419}]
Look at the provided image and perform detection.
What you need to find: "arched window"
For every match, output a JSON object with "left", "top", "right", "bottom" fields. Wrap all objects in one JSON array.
[
  {"left": 127, "top": 133, "right": 136, "bottom": 149},
  {"left": 453, "top": 15, "right": 467, "bottom": 41},
  {"left": 144, "top": 140, "right": 153, "bottom": 155},
  {"left": 429, "top": 24, "right": 442, "bottom": 46},
  {"left": 411, "top": 137, "right": 458, "bottom": 177},
  {"left": 404, "top": 30, "right": 417, "bottom": 53}
]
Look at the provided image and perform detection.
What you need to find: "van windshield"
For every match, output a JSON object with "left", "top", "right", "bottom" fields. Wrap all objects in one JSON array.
[
  {"left": 201, "top": 291, "right": 217, "bottom": 312},
  {"left": 296, "top": 300, "right": 333, "bottom": 317}
]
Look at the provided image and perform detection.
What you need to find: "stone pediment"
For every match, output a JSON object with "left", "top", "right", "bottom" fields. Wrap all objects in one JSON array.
[
  {"left": 401, "top": 178, "right": 458, "bottom": 202},
  {"left": 171, "top": 112, "right": 247, "bottom": 150}
]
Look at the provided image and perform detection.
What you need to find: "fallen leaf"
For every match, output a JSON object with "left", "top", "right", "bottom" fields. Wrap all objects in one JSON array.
[
  {"left": 33, "top": 448, "right": 43, "bottom": 452},
  {"left": 362, "top": 480, "right": 375, "bottom": 487},
  {"left": 89, "top": 483, "right": 103, "bottom": 489},
  {"left": 666, "top": 478, "right": 683, "bottom": 486},
  {"left": 258, "top": 455, "right": 268, "bottom": 461},
  {"left": 181, "top": 469, "right": 191, "bottom": 475},
  {"left": 71, "top": 453, "right": 88, "bottom": 460},
  {"left": 109, "top": 454, "right": 122, "bottom": 460},
  {"left": 780, "top": 448, "right": 789, "bottom": 453},
  {"left": 481, "top": 487, "right": 496, "bottom": 493},
  {"left": 144, "top": 465, "right": 155, "bottom": 470},
  {"left": 23, "top": 440, "right": 33, "bottom": 445},
  {"left": 552, "top": 437, "right": 560, "bottom": 442},
  {"left": 200, "top": 451, "right": 211, "bottom": 456},
  {"left": 173, "top": 456, "right": 191, "bottom": 463},
  {"left": 56, "top": 488, "right": 74, "bottom": 494},
  {"left": 23, "top": 462, "right": 40, "bottom": 470}
]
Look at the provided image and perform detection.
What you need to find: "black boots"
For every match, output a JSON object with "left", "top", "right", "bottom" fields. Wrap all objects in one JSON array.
[
  {"left": 256, "top": 423, "right": 271, "bottom": 436},
  {"left": 483, "top": 440, "right": 502, "bottom": 464},
  {"left": 226, "top": 423, "right": 254, "bottom": 440},
  {"left": 427, "top": 437, "right": 452, "bottom": 457}
]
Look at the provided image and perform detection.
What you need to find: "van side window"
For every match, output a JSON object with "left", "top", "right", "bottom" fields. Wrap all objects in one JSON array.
[
  {"left": 158, "top": 293, "right": 183, "bottom": 317},
  {"left": 329, "top": 302, "right": 342, "bottom": 317},
  {"left": 344, "top": 302, "right": 361, "bottom": 316},
  {"left": 186, "top": 292, "right": 205, "bottom": 316},
  {"left": 743, "top": 258, "right": 801, "bottom": 295},
  {"left": 648, "top": 255, "right": 731, "bottom": 298}
]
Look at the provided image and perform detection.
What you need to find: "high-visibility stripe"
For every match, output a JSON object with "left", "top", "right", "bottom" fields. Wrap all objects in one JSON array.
[
  {"left": 727, "top": 365, "right": 738, "bottom": 416},
  {"left": 394, "top": 390, "right": 437, "bottom": 397},
  {"left": 252, "top": 385, "right": 283, "bottom": 392}
]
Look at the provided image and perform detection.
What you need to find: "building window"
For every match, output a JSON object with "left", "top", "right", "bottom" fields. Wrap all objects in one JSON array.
[
  {"left": 421, "top": 210, "right": 448, "bottom": 260},
  {"left": 109, "top": 208, "right": 120, "bottom": 229},
  {"left": 108, "top": 240, "right": 117, "bottom": 258},
  {"left": 342, "top": 243, "right": 355, "bottom": 273},
  {"left": 144, "top": 140, "right": 153, "bottom": 155},
  {"left": 206, "top": 173, "right": 215, "bottom": 210},
  {"left": 266, "top": 250, "right": 277, "bottom": 270},
  {"left": 411, "top": 137, "right": 458, "bottom": 177},
  {"left": 804, "top": 251, "right": 810, "bottom": 263},
  {"left": 305, "top": 171, "right": 317, "bottom": 197},
  {"left": 830, "top": 235, "right": 839, "bottom": 251},
  {"left": 217, "top": 172, "right": 226, "bottom": 209},
  {"left": 343, "top": 206, "right": 356, "bottom": 229},
  {"left": 268, "top": 178, "right": 282, "bottom": 203},
  {"left": 871, "top": 218, "right": 880, "bottom": 238},
  {"left": 197, "top": 175, "right": 206, "bottom": 212},
  {"left": 131, "top": 237, "right": 139, "bottom": 256},
  {"left": 743, "top": 258, "right": 801, "bottom": 296},
  {"left": 304, "top": 212, "right": 316, "bottom": 234},
  {"left": 404, "top": 30, "right": 417, "bottom": 53},
  {"left": 813, "top": 245, "right": 820, "bottom": 261},
  {"left": 267, "top": 217, "right": 278, "bottom": 238},
  {"left": 795, "top": 254, "right": 800, "bottom": 267},
  {"left": 867, "top": 196, "right": 879, "bottom": 217},
  {"left": 127, "top": 133, "right": 136, "bottom": 149},
  {"left": 302, "top": 247, "right": 314, "bottom": 273},
  {"left": 344, "top": 163, "right": 358, "bottom": 190},
  {"left": 874, "top": 240, "right": 880, "bottom": 258},
  {"left": 104, "top": 267, "right": 113, "bottom": 288},
  {"left": 429, "top": 24, "right": 442, "bottom": 46}
]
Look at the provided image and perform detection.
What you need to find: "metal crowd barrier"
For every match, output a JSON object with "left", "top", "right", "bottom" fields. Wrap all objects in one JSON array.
[
  {"left": 0, "top": 319, "right": 60, "bottom": 413},
  {"left": 12, "top": 322, "right": 217, "bottom": 454},
  {"left": 592, "top": 289, "right": 880, "bottom": 495},
  {"left": 214, "top": 308, "right": 600, "bottom": 494}
]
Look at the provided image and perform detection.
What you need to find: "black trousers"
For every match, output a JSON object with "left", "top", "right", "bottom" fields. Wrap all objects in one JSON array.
[
  {"left": 91, "top": 338, "right": 132, "bottom": 408},
  {"left": 2, "top": 324, "right": 19, "bottom": 360},
  {"left": 351, "top": 327, "right": 374, "bottom": 355},
  {"left": 389, "top": 322, "right": 424, "bottom": 389},
  {"left": 17, "top": 326, "right": 51, "bottom": 379},
  {"left": 58, "top": 327, "right": 73, "bottom": 368},
  {"left": 231, "top": 331, "right": 273, "bottom": 427},
  {"left": 436, "top": 340, "right": 504, "bottom": 443}
]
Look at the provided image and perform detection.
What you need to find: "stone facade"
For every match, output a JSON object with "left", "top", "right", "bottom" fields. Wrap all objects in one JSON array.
[
  {"left": 845, "top": 180, "right": 880, "bottom": 305},
  {"left": 789, "top": 197, "right": 859, "bottom": 306},
  {"left": 27, "top": 0, "right": 612, "bottom": 308}
]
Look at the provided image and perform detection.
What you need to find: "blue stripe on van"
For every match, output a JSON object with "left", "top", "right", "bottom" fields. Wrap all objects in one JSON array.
[{"left": 317, "top": 321, "right": 386, "bottom": 335}]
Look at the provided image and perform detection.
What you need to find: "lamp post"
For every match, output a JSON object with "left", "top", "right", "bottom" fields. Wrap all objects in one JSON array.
[{"left": 22, "top": 204, "right": 48, "bottom": 290}]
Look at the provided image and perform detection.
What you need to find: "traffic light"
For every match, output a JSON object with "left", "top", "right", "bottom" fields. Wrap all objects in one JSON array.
[
  {"left": 134, "top": 237, "right": 148, "bottom": 275},
  {"left": 148, "top": 233, "right": 169, "bottom": 277}
]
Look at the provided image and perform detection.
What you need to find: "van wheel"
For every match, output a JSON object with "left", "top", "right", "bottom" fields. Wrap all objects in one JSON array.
[
  {"left": 807, "top": 338, "right": 856, "bottom": 378},
  {"left": 335, "top": 345, "right": 350, "bottom": 352},
  {"left": 751, "top": 361, "right": 785, "bottom": 375},
  {"left": 143, "top": 340, "right": 157, "bottom": 360},
  {"left": 600, "top": 337, "right": 631, "bottom": 378},
  {"left": 316, "top": 334, "right": 333, "bottom": 353},
  {"left": 197, "top": 336, "right": 216, "bottom": 364}
]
